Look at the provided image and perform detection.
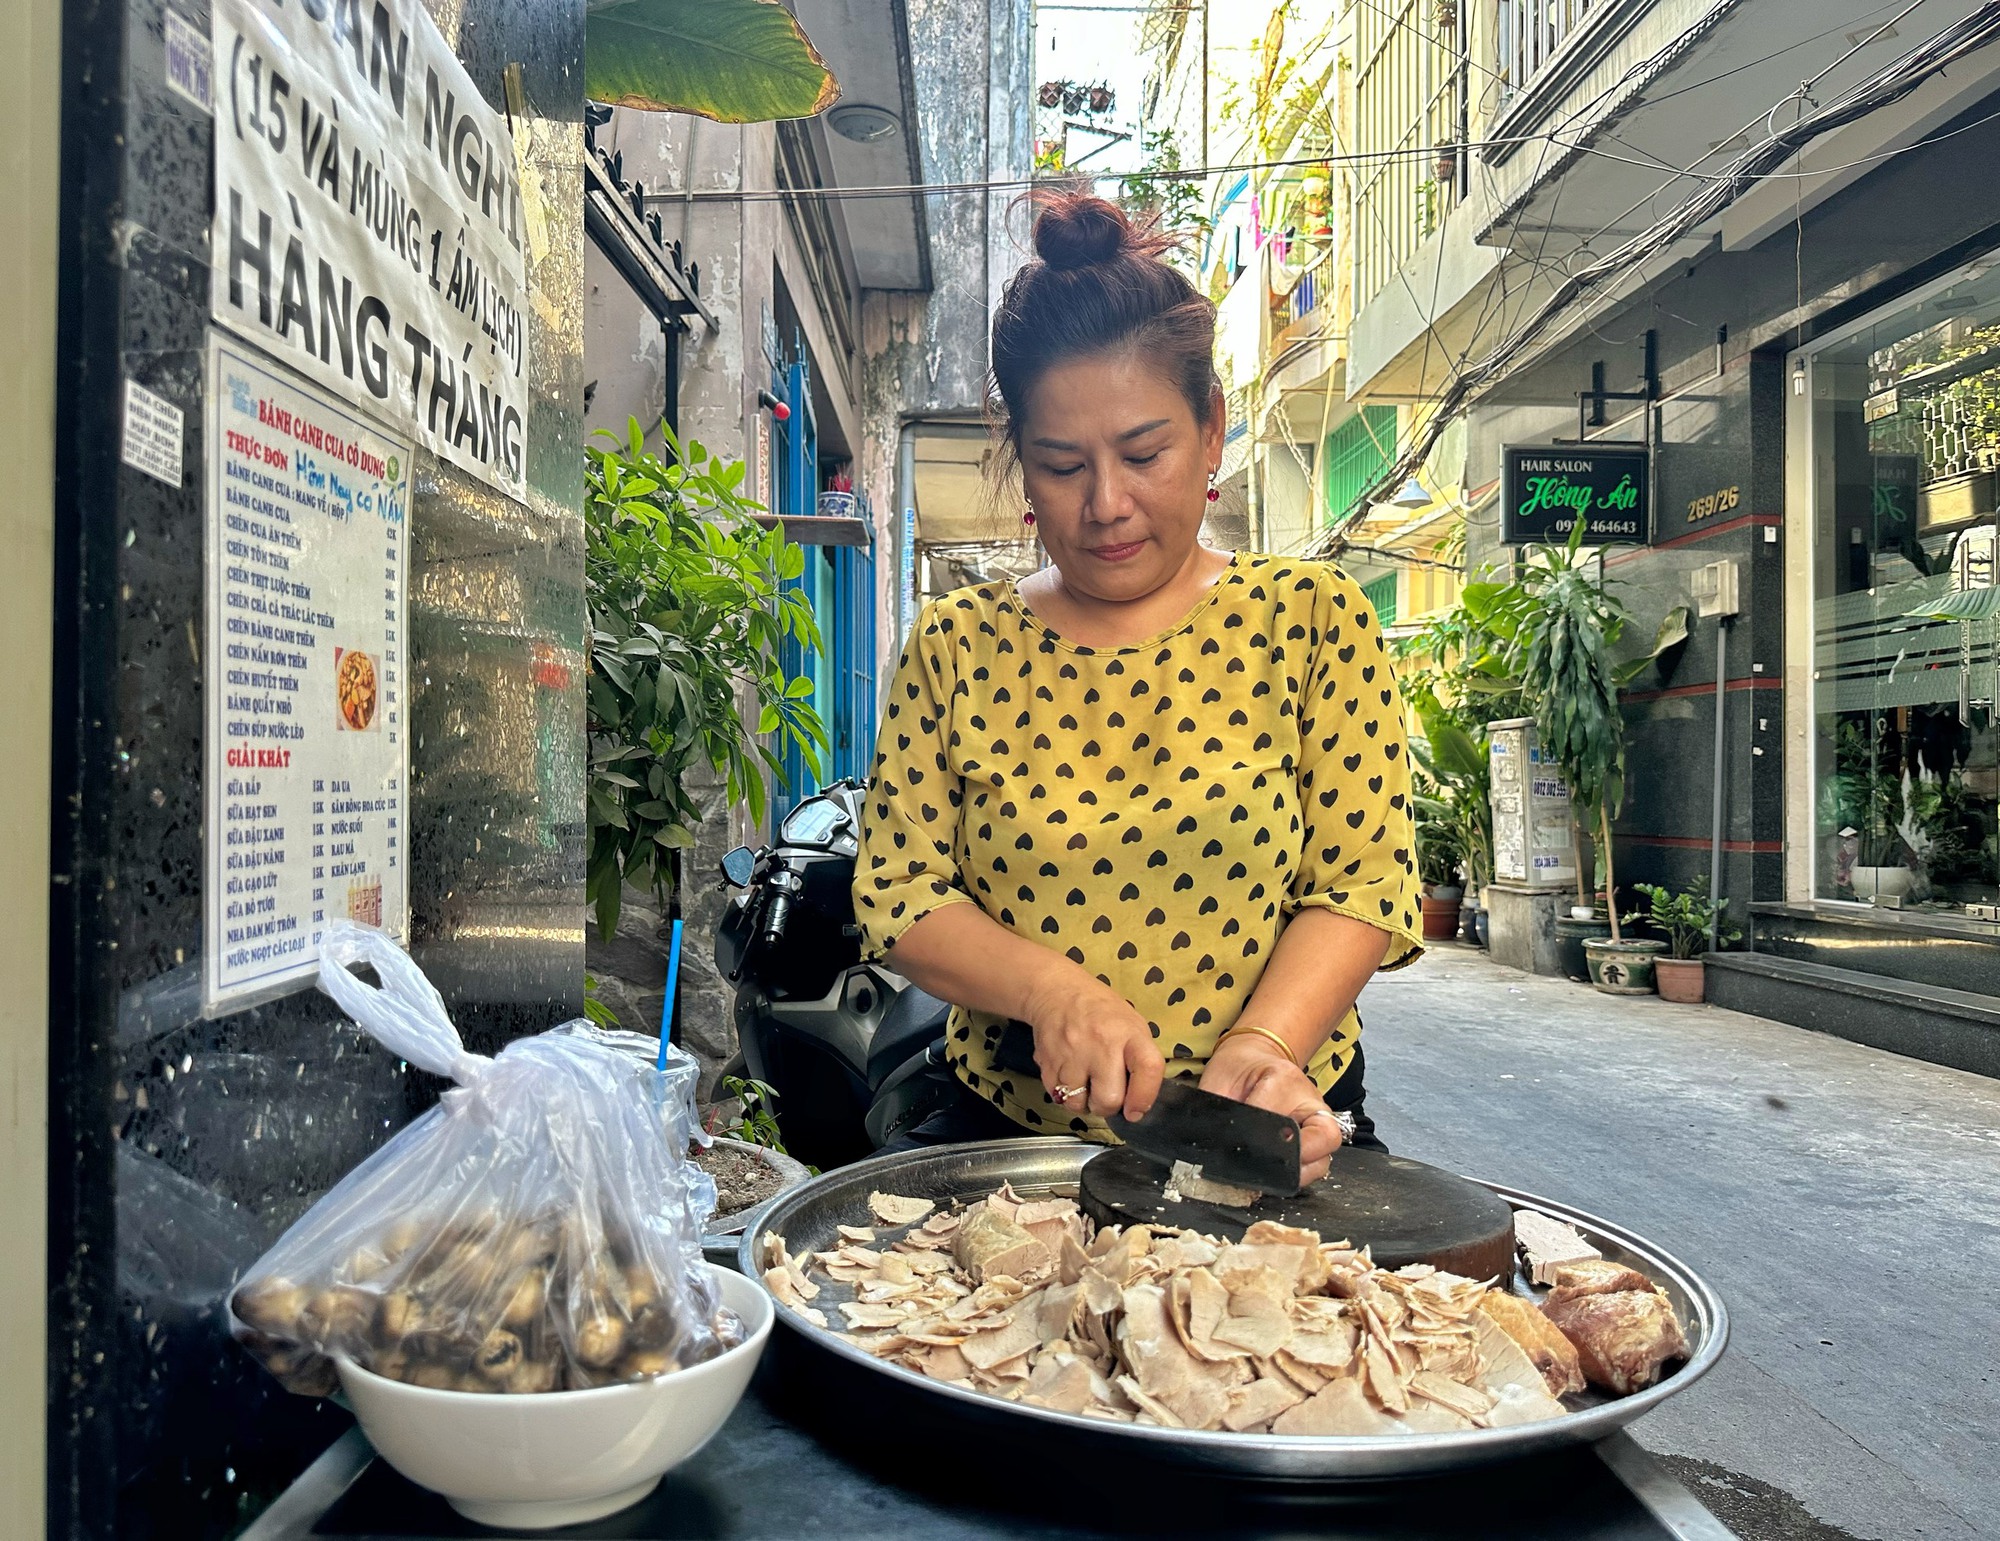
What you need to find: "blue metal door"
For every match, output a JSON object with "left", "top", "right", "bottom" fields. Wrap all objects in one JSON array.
[
  {"left": 828, "top": 541, "right": 878, "bottom": 788},
  {"left": 768, "top": 346, "right": 878, "bottom": 815},
  {"left": 773, "top": 353, "right": 819, "bottom": 812}
]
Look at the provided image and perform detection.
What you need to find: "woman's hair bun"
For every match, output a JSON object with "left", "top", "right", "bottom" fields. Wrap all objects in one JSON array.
[{"left": 1031, "top": 192, "right": 1138, "bottom": 271}]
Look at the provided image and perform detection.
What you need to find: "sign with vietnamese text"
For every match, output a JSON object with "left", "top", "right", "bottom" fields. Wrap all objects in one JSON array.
[
  {"left": 210, "top": 0, "right": 528, "bottom": 500},
  {"left": 1503, "top": 446, "right": 1650, "bottom": 545},
  {"left": 203, "top": 337, "right": 411, "bottom": 1012}
]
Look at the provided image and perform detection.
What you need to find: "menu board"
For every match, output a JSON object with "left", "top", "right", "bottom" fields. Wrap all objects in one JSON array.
[{"left": 204, "top": 336, "right": 412, "bottom": 1013}]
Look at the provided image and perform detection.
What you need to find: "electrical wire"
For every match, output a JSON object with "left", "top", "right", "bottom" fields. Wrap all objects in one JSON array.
[{"left": 1308, "top": 1, "right": 2000, "bottom": 564}]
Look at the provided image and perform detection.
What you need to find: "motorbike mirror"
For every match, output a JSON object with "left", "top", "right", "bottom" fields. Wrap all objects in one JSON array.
[{"left": 719, "top": 846, "right": 756, "bottom": 888}]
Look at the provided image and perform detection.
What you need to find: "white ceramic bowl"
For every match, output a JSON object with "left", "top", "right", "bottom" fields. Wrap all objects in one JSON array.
[{"left": 335, "top": 1263, "right": 773, "bottom": 1529}]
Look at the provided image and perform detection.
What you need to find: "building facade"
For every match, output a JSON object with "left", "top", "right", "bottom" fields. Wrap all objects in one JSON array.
[
  {"left": 1339, "top": 0, "right": 2000, "bottom": 1070},
  {"left": 579, "top": 0, "right": 1034, "bottom": 1071}
]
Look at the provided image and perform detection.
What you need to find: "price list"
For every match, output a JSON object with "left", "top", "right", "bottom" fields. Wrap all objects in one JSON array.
[{"left": 203, "top": 338, "right": 412, "bottom": 1012}]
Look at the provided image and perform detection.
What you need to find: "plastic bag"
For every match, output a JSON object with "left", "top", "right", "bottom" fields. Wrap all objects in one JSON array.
[{"left": 229, "top": 921, "right": 731, "bottom": 1397}]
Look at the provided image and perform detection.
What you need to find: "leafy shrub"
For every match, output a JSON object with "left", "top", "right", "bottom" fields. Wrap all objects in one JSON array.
[{"left": 586, "top": 420, "right": 825, "bottom": 937}]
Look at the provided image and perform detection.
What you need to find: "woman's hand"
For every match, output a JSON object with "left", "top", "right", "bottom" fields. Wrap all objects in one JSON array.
[
  {"left": 1025, "top": 974, "right": 1165, "bottom": 1121},
  {"left": 1198, "top": 1031, "right": 1343, "bottom": 1185}
]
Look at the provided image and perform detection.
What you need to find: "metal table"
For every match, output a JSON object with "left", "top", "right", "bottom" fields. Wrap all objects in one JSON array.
[{"left": 242, "top": 1353, "right": 1735, "bottom": 1541}]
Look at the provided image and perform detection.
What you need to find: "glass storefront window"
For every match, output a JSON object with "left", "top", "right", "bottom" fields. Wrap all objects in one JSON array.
[{"left": 1807, "top": 259, "right": 2000, "bottom": 913}]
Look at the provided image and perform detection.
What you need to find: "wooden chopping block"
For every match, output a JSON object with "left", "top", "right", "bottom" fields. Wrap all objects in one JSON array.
[{"left": 1079, "top": 1145, "right": 1517, "bottom": 1281}]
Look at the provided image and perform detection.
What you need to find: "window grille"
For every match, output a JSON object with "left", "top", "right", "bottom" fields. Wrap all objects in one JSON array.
[
  {"left": 1496, "top": 0, "right": 1604, "bottom": 97},
  {"left": 1351, "top": 0, "right": 1467, "bottom": 310},
  {"left": 1322, "top": 406, "right": 1398, "bottom": 526},
  {"left": 1363, "top": 571, "right": 1401, "bottom": 628}
]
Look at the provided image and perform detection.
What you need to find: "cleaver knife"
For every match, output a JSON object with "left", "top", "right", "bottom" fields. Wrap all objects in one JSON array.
[{"left": 1107, "top": 1080, "right": 1303, "bottom": 1196}]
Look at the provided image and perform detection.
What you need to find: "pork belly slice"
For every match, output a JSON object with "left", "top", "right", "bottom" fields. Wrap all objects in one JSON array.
[
  {"left": 915, "top": 1343, "right": 972, "bottom": 1381},
  {"left": 1022, "top": 1353, "right": 1096, "bottom": 1415},
  {"left": 1407, "top": 1369, "right": 1496, "bottom": 1421},
  {"left": 1221, "top": 1374, "right": 1305, "bottom": 1432},
  {"left": 1211, "top": 1311, "right": 1293, "bottom": 1358},
  {"left": 1170, "top": 1267, "right": 1247, "bottom": 1363},
  {"left": 1473, "top": 1318, "right": 1570, "bottom": 1425},
  {"left": 1117, "top": 1282, "right": 1230, "bottom": 1430},
  {"left": 1478, "top": 1291, "right": 1585, "bottom": 1397},
  {"left": 1398, "top": 1400, "right": 1475, "bottom": 1433},
  {"left": 1272, "top": 1374, "right": 1399, "bottom": 1435},
  {"left": 1361, "top": 1336, "right": 1410, "bottom": 1413},
  {"left": 868, "top": 1191, "right": 936, "bottom": 1227},
  {"left": 960, "top": 1307, "right": 1045, "bottom": 1370}
]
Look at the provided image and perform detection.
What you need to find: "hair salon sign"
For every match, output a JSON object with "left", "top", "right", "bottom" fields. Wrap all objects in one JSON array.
[
  {"left": 210, "top": 0, "right": 530, "bottom": 502},
  {"left": 1502, "top": 446, "right": 1650, "bottom": 546}
]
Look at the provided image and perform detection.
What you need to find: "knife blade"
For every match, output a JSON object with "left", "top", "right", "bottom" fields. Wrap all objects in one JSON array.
[{"left": 1107, "top": 1080, "right": 1303, "bottom": 1196}]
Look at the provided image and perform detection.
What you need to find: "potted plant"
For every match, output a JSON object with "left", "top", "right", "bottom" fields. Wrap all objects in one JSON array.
[
  {"left": 1400, "top": 602, "right": 1503, "bottom": 951},
  {"left": 1633, "top": 879, "right": 1740, "bottom": 1003},
  {"left": 586, "top": 419, "right": 827, "bottom": 938},
  {"left": 1462, "top": 523, "right": 1686, "bottom": 994},
  {"left": 1415, "top": 774, "right": 1466, "bottom": 938},
  {"left": 1818, "top": 720, "right": 1910, "bottom": 900}
]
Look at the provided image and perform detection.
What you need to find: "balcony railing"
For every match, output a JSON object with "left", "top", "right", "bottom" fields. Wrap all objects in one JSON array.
[
  {"left": 1497, "top": 0, "right": 1605, "bottom": 98},
  {"left": 1287, "top": 253, "right": 1330, "bottom": 327},
  {"left": 1351, "top": 0, "right": 1467, "bottom": 311}
]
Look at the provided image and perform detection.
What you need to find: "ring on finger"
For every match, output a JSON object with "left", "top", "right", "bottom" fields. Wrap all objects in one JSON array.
[{"left": 1051, "top": 1082, "right": 1085, "bottom": 1103}]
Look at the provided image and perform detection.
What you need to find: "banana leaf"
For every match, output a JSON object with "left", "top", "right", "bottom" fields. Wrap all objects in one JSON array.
[
  {"left": 1901, "top": 587, "right": 2000, "bottom": 623},
  {"left": 588, "top": 0, "right": 839, "bottom": 120},
  {"left": 1612, "top": 604, "right": 1691, "bottom": 685},
  {"left": 1420, "top": 712, "right": 1488, "bottom": 782}
]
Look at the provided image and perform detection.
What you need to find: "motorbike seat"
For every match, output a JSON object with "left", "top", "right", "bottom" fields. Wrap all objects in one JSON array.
[{"left": 865, "top": 984, "right": 950, "bottom": 1092}]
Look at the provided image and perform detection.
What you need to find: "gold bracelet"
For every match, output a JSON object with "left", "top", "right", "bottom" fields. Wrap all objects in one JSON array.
[{"left": 1219, "top": 1024, "right": 1301, "bottom": 1066}]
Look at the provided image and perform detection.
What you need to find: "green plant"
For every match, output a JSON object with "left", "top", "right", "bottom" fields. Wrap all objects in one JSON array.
[
  {"left": 588, "top": 0, "right": 838, "bottom": 120},
  {"left": 582, "top": 973, "right": 623, "bottom": 1030},
  {"left": 1818, "top": 719, "right": 1904, "bottom": 868},
  {"left": 1117, "top": 131, "right": 1210, "bottom": 252},
  {"left": 1394, "top": 596, "right": 1519, "bottom": 897},
  {"left": 1460, "top": 524, "right": 1688, "bottom": 938},
  {"left": 587, "top": 419, "right": 826, "bottom": 938},
  {"left": 715, "top": 1075, "right": 788, "bottom": 1154},
  {"left": 1413, "top": 773, "right": 1466, "bottom": 888},
  {"left": 1908, "top": 772, "right": 1977, "bottom": 881},
  {"left": 1633, "top": 879, "right": 1740, "bottom": 960}
]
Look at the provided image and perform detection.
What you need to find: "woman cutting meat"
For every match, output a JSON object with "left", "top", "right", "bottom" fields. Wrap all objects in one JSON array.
[{"left": 853, "top": 193, "right": 1421, "bottom": 1184}]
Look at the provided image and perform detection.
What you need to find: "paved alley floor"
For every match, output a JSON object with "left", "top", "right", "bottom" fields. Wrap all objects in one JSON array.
[{"left": 1355, "top": 945, "right": 2000, "bottom": 1541}]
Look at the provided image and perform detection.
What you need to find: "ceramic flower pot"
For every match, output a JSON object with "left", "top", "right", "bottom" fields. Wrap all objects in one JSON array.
[
  {"left": 1420, "top": 896, "right": 1462, "bottom": 940},
  {"left": 1654, "top": 956, "right": 1706, "bottom": 1004},
  {"left": 1849, "top": 865, "right": 1914, "bottom": 901},
  {"left": 1553, "top": 916, "right": 1612, "bottom": 982},
  {"left": 1583, "top": 938, "right": 1667, "bottom": 995}
]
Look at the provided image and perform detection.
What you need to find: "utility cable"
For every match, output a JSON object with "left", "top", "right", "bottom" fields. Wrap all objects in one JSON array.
[{"left": 1308, "top": 1, "right": 2000, "bottom": 563}]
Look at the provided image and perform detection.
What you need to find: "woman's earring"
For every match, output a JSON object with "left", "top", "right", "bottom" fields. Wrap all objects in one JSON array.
[
  {"left": 1206, "top": 473, "right": 1220, "bottom": 504},
  {"left": 1023, "top": 500, "right": 1036, "bottom": 527}
]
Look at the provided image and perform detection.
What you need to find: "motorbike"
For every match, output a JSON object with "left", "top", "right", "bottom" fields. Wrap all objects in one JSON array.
[{"left": 714, "top": 779, "right": 957, "bottom": 1170}]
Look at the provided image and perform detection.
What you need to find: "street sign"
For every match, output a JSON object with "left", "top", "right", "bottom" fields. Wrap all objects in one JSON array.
[{"left": 1503, "top": 445, "right": 1650, "bottom": 545}]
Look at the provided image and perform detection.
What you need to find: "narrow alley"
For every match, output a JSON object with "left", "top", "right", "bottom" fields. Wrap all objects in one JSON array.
[{"left": 1363, "top": 946, "right": 2000, "bottom": 1541}]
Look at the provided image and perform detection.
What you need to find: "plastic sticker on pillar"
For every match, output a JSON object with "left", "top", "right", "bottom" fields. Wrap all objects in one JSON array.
[
  {"left": 121, "top": 378, "right": 186, "bottom": 487},
  {"left": 209, "top": 0, "right": 529, "bottom": 500},
  {"left": 202, "top": 336, "right": 413, "bottom": 1013},
  {"left": 163, "top": 6, "right": 212, "bottom": 113},
  {"left": 1488, "top": 718, "right": 1575, "bottom": 889}
]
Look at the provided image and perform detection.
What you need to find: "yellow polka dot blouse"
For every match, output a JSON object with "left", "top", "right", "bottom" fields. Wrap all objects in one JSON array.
[{"left": 853, "top": 554, "right": 1423, "bottom": 1140}]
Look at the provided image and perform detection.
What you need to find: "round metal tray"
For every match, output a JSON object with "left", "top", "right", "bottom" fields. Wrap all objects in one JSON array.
[{"left": 739, "top": 1138, "right": 1727, "bottom": 1480}]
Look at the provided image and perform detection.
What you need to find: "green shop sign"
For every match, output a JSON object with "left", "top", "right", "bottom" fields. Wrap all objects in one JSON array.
[{"left": 1503, "top": 446, "right": 1650, "bottom": 545}]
